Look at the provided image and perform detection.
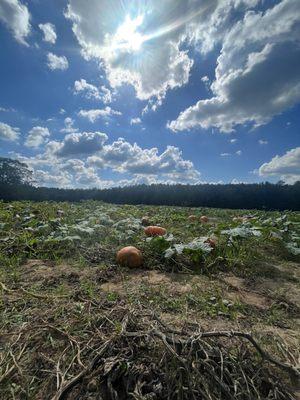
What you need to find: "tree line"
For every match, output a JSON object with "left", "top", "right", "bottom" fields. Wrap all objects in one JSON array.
[{"left": 0, "top": 157, "right": 299, "bottom": 210}]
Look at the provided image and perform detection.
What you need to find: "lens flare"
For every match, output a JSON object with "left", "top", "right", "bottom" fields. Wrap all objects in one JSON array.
[
  {"left": 112, "top": 15, "right": 144, "bottom": 52},
  {"left": 143, "top": 5, "right": 211, "bottom": 43},
  {"left": 106, "top": 3, "right": 211, "bottom": 59}
]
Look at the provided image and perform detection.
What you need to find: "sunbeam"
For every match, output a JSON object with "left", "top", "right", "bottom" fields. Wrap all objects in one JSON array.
[
  {"left": 105, "top": 2, "right": 211, "bottom": 57},
  {"left": 143, "top": 3, "right": 212, "bottom": 43},
  {"left": 111, "top": 15, "right": 145, "bottom": 52}
]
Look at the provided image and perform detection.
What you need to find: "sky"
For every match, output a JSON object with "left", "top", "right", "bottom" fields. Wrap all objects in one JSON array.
[{"left": 0, "top": 0, "right": 299, "bottom": 188}]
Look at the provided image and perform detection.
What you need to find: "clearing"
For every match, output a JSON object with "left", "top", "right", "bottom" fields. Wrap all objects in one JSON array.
[{"left": 0, "top": 201, "right": 299, "bottom": 399}]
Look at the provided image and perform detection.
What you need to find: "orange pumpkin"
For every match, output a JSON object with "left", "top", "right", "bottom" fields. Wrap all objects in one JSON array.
[
  {"left": 144, "top": 226, "right": 167, "bottom": 236},
  {"left": 200, "top": 215, "right": 209, "bottom": 223},
  {"left": 188, "top": 215, "right": 197, "bottom": 221},
  {"left": 116, "top": 246, "right": 143, "bottom": 268}
]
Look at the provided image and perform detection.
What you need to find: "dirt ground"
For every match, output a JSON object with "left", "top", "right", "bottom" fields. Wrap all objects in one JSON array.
[{"left": 17, "top": 258, "right": 300, "bottom": 352}]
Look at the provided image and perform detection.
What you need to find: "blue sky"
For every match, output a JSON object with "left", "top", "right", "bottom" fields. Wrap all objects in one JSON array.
[{"left": 0, "top": 0, "right": 299, "bottom": 188}]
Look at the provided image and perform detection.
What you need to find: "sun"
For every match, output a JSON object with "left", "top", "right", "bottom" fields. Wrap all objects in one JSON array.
[{"left": 112, "top": 15, "right": 144, "bottom": 52}]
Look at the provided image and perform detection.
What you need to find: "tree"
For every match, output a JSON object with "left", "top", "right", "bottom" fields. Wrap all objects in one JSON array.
[
  {"left": 0, "top": 157, "right": 33, "bottom": 185},
  {"left": 0, "top": 157, "right": 299, "bottom": 211}
]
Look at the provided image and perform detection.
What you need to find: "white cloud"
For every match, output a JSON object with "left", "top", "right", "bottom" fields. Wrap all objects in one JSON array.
[
  {"left": 258, "top": 139, "right": 268, "bottom": 145},
  {"left": 60, "top": 117, "right": 78, "bottom": 133},
  {"left": 74, "top": 79, "right": 100, "bottom": 99},
  {"left": 38, "top": 22, "right": 57, "bottom": 44},
  {"left": 88, "top": 137, "right": 201, "bottom": 183},
  {"left": 0, "top": 0, "right": 31, "bottom": 45},
  {"left": 0, "top": 106, "right": 15, "bottom": 112},
  {"left": 74, "top": 80, "right": 113, "bottom": 103},
  {"left": 64, "top": 0, "right": 266, "bottom": 114},
  {"left": 65, "top": 0, "right": 197, "bottom": 106},
  {"left": 60, "top": 158, "right": 105, "bottom": 187},
  {"left": 220, "top": 153, "right": 230, "bottom": 157},
  {"left": 259, "top": 147, "right": 300, "bottom": 184},
  {"left": 34, "top": 169, "right": 72, "bottom": 188},
  {"left": 130, "top": 117, "right": 141, "bottom": 125},
  {"left": 169, "top": 0, "right": 300, "bottom": 133},
  {"left": 47, "top": 52, "right": 69, "bottom": 70},
  {"left": 100, "top": 85, "right": 113, "bottom": 104},
  {"left": 230, "top": 139, "right": 237, "bottom": 143},
  {"left": 78, "top": 107, "right": 121, "bottom": 122},
  {"left": 15, "top": 132, "right": 202, "bottom": 187},
  {"left": 25, "top": 126, "right": 50, "bottom": 148},
  {"left": 54, "top": 131, "right": 108, "bottom": 157},
  {"left": 13, "top": 152, "right": 102, "bottom": 188},
  {"left": 231, "top": 178, "right": 243, "bottom": 184},
  {"left": 236, "top": 150, "right": 242, "bottom": 156},
  {"left": 59, "top": 108, "right": 66, "bottom": 114},
  {"left": 0, "top": 121, "right": 20, "bottom": 141}
]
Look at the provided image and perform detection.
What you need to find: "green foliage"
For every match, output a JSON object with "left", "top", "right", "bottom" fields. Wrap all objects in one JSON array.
[
  {"left": 0, "top": 201, "right": 299, "bottom": 277},
  {"left": 0, "top": 157, "right": 33, "bottom": 185},
  {"left": 183, "top": 247, "right": 205, "bottom": 264},
  {"left": 148, "top": 235, "right": 171, "bottom": 254}
]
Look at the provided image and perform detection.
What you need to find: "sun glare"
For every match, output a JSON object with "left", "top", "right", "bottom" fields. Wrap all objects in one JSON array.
[{"left": 113, "top": 15, "right": 144, "bottom": 52}]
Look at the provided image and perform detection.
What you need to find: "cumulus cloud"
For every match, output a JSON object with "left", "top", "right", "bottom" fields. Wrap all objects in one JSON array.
[
  {"left": 47, "top": 52, "right": 69, "bottom": 70},
  {"left": 78, "top": 107, "right": 121, "bottom": 122},
  {"left": 54, "top": 131, "right": 108, "bottom": 157},
  {"left": 65, "top": 0, "right": 198, "bottom": 105},
  {"left": 14, "top": 152, "right": 105, "bottom": 188},
  {"left": 60, "top": 117, "right": 78, "bottom": 134},
  {"left": 258, "top": 139, "right": 268, "bottom": 145},
  {"left": 169, "top": 0, "right": 300, "bottom": 133},
  {"left": 88, "top": 137, "right": 201, "bottom": 183},
  {"left": 130, "top": 117, "right": 142, "bottom": 125},
  {"left": 38, "top": 22, "right": 57, "bottom": 44},
  {"left": 0, "top": 0, "right": 31, "bottom": 45},
  {"left": 259, "top": 147, "right": 300, "bottom": 184},
  {"left": 74, "top": 79, "right": 100, "bottom": 99},
  {"left": 64, "top": 0, "right": 268, "bottom": 115},
  {"left": 16, "top": 132, "right": 201, "bottom": 187},
  {"left": 100, "top": 86, "right": 113, "bottom": 104},
  {"left": 60, "top": 159, "right": 104, "bottom": 187},
  {"left": 34, "top": 169, "right": 72, "bottom": 188},
  {"left": 0, "top": 121, "right": 20, "bottom": 141},
  {"left": 25, "top": 126, "right": 50, "bottom": 148},
  {"left": 74, "top": 79, "right": 113, "bottom": 103}
]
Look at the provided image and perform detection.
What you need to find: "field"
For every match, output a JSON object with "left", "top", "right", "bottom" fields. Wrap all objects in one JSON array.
[{"left": 0, "top": 200, "right": 299, "bottom": 399}]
